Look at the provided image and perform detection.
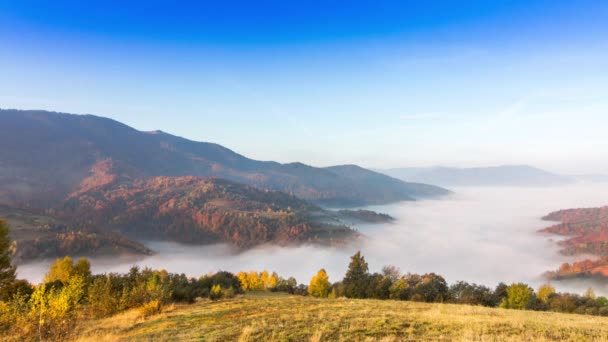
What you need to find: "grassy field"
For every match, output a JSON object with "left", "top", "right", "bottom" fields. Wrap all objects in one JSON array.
[{"left": 77, "top": 292, "right": 608, "bottom": 341}]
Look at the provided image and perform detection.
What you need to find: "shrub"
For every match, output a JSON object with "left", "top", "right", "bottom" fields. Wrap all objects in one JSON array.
[
  {"left": 210, "top": 284, "right": 223, "bottom": 300},
  {"left": 223, "top": 286, "right": 236, "bottom": 299},
  {"left": 139, "top": 300, "right": 162, "bottom": 318}
]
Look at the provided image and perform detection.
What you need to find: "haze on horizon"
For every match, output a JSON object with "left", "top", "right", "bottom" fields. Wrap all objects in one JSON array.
[{"left": 1, "top": 1, "right": 608, "bottom": 173}]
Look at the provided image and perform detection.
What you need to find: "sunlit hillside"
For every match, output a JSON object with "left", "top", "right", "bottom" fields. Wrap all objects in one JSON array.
[{"left": 76, "top": 292, "right": 608, "bottom": 341}]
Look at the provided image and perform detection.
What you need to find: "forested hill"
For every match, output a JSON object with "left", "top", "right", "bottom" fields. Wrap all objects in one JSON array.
[
  {"left": 541, "top": 206, "right": 608, "bottom": 280},
  {"left": 0, "top": 109, "right": 448, "bottom": 209},
  {"left": 60, "top": 176, "right": 355, "bottom": 248}
]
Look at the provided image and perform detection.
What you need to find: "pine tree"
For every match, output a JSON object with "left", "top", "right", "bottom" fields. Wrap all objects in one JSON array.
[
  {"left": 342, "top": 251, "right": 370, "bottom": 298},
  {"left": 0, "top": 219, "right": 16, "bottom": 289}
]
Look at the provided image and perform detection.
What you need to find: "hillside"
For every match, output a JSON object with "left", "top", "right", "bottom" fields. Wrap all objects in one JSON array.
[
  {"left": 541, "top": 206, "right": 608, "bottom": 279},
  {"left": 77, "top": 292, "right": 608, "bottom": 341},
  {"left": 59, "top": 176, "right": 355, "bottom": 248},
  {"left": 379, "top": 165, "right": 572, "bottom": 187},
  {"left": 1, "top": 205, "right": 153, "bottom": 264},
  {"left": 0, "top": 109, "right": 448, "bottom": 209}
]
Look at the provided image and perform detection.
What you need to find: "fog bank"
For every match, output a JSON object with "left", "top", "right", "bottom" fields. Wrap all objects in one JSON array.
[{"left": 18, "top": 184, "right": 608, "bottom": 295}]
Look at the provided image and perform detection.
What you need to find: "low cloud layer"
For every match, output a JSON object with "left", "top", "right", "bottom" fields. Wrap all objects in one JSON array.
[{"left": 18, "top": 184, "right": 608, "bottom": 295}]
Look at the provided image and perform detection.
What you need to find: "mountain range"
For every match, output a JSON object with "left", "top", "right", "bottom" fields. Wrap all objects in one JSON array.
[
  {"left": 0, "top": 109, "right": 448, "bottom": 260},
  {"left": 0, "top": 109, "right": 448, "bottom": 209},
  {"left": 377, "top": 165, "right": 573, "bottom": 187}
]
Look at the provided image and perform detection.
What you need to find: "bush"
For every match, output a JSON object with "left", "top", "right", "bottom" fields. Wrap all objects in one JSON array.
[
  {"left": 139, "top": 300, "right": 162, "bottom": 318},
  {"left": 223, "top": 286, "right": 235, "bottom": 299},
  {"left": 209, "top": 284, "right": 223, "bottom": 300}
]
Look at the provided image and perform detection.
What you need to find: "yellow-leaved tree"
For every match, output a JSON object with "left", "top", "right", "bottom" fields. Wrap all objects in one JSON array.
[
  {"left": 537, "top": 284, "right": 555, "bottom": 304},
  {"left": 44, "top": 256, "right": 91, "bottom": 284},
  {"left": 308, "top": 269, "right": 331, "bottom": 298}
]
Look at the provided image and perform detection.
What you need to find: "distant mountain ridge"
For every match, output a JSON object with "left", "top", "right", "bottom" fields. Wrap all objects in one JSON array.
[
  {"left": 377, "top": 165, "right": 572, "bottom": 187},
  {"left": 0, "top": 109, "right": 448, "bottom": 209}
]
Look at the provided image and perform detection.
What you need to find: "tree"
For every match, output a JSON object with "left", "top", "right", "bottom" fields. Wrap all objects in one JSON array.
[
  {"left": 596, "top": 296, "right": 608, "bottom": 307},
  {"left": 584, "top": 287, "right": 596, "bottom": 299},
  {"left": 548, "top": 293, "right": 577, "bottom": 313},
  {"left": 89, "top": 275, "right": 119, "bottom": 317},
  {"left": 74, "top": 258, "right": 92, "bottom": 280},
  {"left": 490, "top": 282, "right": 509, "bottom": 306},
  {"left": 342, "top": 251, "right": 370, "bottom": 298},
  {"left": 389, "top": 278, "right": 410, "bottom": 300},
  {"left": 500, "top": 283, "right": 533, "bottom": 309},
  {"left": 31, "top": 274, "right": 86, "bottom": 340},
  {"left": 308, "top": 269, "right": 331, "bottom": 298},
  {"left": 260, "top": 270, "right": 270, "bottom": 289},
  {"left": 381, "top": 265, "right": 401, "bottom": 283},
  {"left": 268, "top": 272, "right": 279, "bottom": 290},
  {"left": 44, "top": 256, "right": 75, "bottom": 283},
  {"left": 209, "top": 284, "right": 222, "bottom": 300},
  {"left": 537, "top": 284, "right": 555, "bottom": 304},
  {"left": 413, "top": 273, "right": 448, "bottom": 302},
  {"left": 0, "top": 219, "right": 16, "bottom": 290},
  {"left": 449, "top": 281, "right": 493, "bottom": 306},
  {"left": 236, "top": 271, "right": 264, "bottom": 291},
  {"left": 366, "top": 273, "right": 391, "bottom": 299}
]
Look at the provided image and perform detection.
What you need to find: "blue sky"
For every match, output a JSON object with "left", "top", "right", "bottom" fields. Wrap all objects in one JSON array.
[{"left": 1, "top": 1, "right": 607, "bottom": 173}]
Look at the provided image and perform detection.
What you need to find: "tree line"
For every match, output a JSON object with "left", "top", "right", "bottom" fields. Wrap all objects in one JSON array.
[
  {"left": 307, "top": 251, "right": 608, "bottom": 316},
  {"left": 2, "top": 220, "right": 608, "bottom": 340}
]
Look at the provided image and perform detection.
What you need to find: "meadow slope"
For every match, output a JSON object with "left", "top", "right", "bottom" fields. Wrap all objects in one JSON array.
[{"left": 78, "top": 292, "right": 608, "bottom": 341}]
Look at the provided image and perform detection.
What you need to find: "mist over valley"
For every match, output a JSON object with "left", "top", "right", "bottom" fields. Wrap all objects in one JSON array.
[{"left": 18, "top": 183, "right": 608, "bottom": 296}]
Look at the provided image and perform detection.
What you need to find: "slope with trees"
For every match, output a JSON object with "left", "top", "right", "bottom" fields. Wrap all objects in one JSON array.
[
  {"left": 541, "top": 206, "right": 608, "bottom": 279},
  {"left": 59, "top": 176, "right": 356, "bottom": 248},
  {"left": 1, "top": 205, "right": 153, "bottom": 263},
  {"left": 2, "top": 220, "right": 608, "bottom": 341}
]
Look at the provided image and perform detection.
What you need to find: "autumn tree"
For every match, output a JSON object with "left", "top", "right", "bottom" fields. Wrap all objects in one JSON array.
[
  {"left": 308, "top": 269, "right": 331, "bottom": 298},
  {"left": 537, "top": 284, "right": 555, "bottom": 304},
  {"left": 342, "top": 251, "right": 370, "bottom": 298},
  {"left": 88, "top": 275, "right": 119, "bottom": 317},
  {"left": 267, "top": 272, "right": 279, "bottom": 290},
  {"left": 74, "top": 258, "right": 92, "bottom": 280},
  {"left": 0, "top": 219, "right": 16, "bottom": 291},
  {"left": 584, "top": 287, "right": 596, "bottom": 299},
  {"left": 260, "top": 270, "right": 270, "bottom": 289},
  {"left": 381, "top": 265, "right": 401, "bottom": 283},
  {"left": 31, "top": 274, "right": 87, "bottom": 340},
  {"left": 44, "top": 256, "right": 75, "bottom": 283},
  {"left": 237, "top": 271, "right": 265, "bottom": 291},
  {"left": 500, "top": 283, "right": 534, "bottom": 309}
]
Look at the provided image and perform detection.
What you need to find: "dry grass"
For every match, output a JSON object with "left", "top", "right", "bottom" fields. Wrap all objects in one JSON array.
[{"left": 77, "top": 292, "right": 608, "bottom": 341}]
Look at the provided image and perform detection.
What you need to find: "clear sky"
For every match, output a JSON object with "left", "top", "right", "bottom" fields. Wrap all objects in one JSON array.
[{"left": 1, "top": 1, "right": 607, "bottom": 173}]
